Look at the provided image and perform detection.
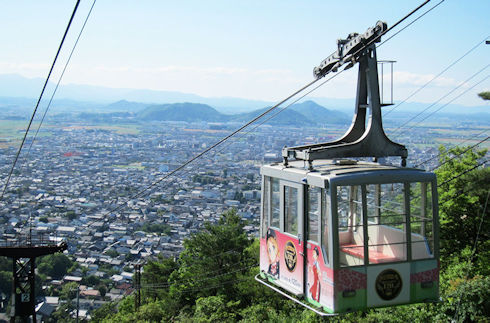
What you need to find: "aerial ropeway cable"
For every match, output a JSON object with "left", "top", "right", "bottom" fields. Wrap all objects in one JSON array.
[
  {"left": 20, "top": 0, "right": 98, "bottom": 175},
  {"left": 1, "top": 0, "right": 82, "bottom": 199},
  {"left": 103, "top": 0, "right": 436, "bottom": 218}
]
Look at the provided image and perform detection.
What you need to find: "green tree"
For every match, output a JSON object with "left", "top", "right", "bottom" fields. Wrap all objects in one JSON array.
[
  {"left": 435, "top": 145, "right": 489, "bottom": 261},
  {"left": 60, "top": 282, "right": 79, "bottom": 301},
  {"left": 38, "top": 253, "right": 73, "bottom": 279},
  {"left": 49, "top": 302, "right": 75, "bottom": 322},
  {"left": 0, "top": 271, "right": 11, "bottom": 297},
  {"left": 436, "top": 275, "right": 490, "bottom": 322},
  {"left": 141, "top": 256, "right": 178, "bottom": 302},
  {"left": 104, "top": 249, "right": 119, "bottom": 258},
  {"left": 90, "top": 302, "right": 117, "bottom": 322},
  {"left": 193, "top": 295, "right": 240, "bottom": 322},
  {"left": 477, "top": 91, "right": 490, "bottom": 100},
  {"left": 82, "top": 275, "right": 101, "bottom": 286},
  {"left": 98, "top": 284, "right": 107, "bottom": 298},
  {"left": 168, "top": 209, "right": 252, "bottom": 314}
]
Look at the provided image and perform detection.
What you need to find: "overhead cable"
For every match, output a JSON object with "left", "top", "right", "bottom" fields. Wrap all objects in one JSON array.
[
  {"left": 377, "top": 0, "right": 445, "bottom": 48},
  {"left": 400, "top": 73, "right": 489, "bottom": 133},
  {"left": 1, "top": 0, "right": 81, "bottom": 199},
  {"left": 21, "top": 0, "right": 97, "bottom": 173},
  {"left": 384, "top": 36, "right": 489, "bottom": 117},
  {"left": 438, "top": 159, "right": 488, "bottom": 187},
  {"left": 429, "top": 136, "right": 490, "bottom": 171},
  {"left": 391, "top": 64, "right": 489, "bottom": 134},
  {"left": 102, "top": 1, "right": 435, "bottom": 217},
  {"left": 414, "top": 129, "right": 489, "bottom": 168},
  {"left": 102, "top": 77, "right": 320, "bottom": 216},
  {"left": 452, "top": 190, "right": 489, "bottom": 322}
]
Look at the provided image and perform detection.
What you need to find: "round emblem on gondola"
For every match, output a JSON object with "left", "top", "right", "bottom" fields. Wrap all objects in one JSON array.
[
  {"left": 284, "top": 241, "right": 297, "bottom": 272},
  {"left": 375, "top": 269, "right": 402, "bottom": 301}
]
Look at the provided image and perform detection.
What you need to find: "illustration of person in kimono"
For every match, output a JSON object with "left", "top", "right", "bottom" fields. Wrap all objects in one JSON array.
[
  {"left": 266, "top": 229, "right": 280, "bottom": 279},
  {"left": 309, "top": 246, "right": 321, "bottom": 302}
]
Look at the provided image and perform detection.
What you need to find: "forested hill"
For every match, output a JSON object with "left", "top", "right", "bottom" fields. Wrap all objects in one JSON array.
[
  {"left": 86, "top": 145, "right": 489, "bottom": 323},
  {"left": 119, "top": 100, "right": 350, "bottom": 125},
  {"left": 137, "top": 102, "right": 228, "bottom": 122}
]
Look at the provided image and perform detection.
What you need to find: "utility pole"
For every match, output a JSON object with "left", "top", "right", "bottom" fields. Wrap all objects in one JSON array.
[
  {"left": 134, "top": 264, "right": 141, "bottom": 310},
  {"left": 76, "top": 285, "right": 80, "bottom": 323}
]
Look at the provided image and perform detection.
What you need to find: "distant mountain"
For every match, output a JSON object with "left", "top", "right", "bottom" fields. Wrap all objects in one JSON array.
[
  {"left": 0, "top": 73, "right": 271, "bottom": 112},
  {"left": 290, "top": 100, "right": 350, "bottom": 124},
  {"left": 134, "top": 101, "right": 346, "bottom": 126},
  {"left": 137, "top": 103, "right": 227, "bottom": 122},
  {"left": 1, "top": 73, "right": 488, "bottom": 115},
  {"left": 103, "top": 100, "right": 149, "bottom": 112},
  {"left": 231, "top": 107, "right": 312, "bottom": 126}
]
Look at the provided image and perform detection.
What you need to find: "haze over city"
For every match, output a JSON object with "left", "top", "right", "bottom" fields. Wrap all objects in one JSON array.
[{"left": 1, "top": 0, "right": 489, "bottom": 108}]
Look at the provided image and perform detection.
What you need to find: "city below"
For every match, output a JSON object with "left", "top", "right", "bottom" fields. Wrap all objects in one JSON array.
[{"left": 0, "top": 98, "right": 488, "bottom": 320}]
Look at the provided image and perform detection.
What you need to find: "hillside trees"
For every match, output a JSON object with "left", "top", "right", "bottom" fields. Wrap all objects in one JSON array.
[
  {"left": 92, "top": 209, "right": 301, "bottom": 322},
  {"left": 37, "top": 253, "right": 73, "bottom": 279},
  {"left": 477, "top": 91, "right": 490, "bottom": 100},
  {"left": 91, "top": 147, "right": 489, "bottom": 321},
  {"left": 434, "top": 145, "right": 489, "bottom": 262},
  {"left": 167, "top": 209, "right": 253, "bottom": 313}
]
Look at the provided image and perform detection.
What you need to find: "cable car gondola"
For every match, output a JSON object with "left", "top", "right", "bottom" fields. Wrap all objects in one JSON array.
[{"left": 256, "top": 21, "right": 439, "bottom": 315}]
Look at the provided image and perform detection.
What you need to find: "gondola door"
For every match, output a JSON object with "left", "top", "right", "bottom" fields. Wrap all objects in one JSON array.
[
  {"left": 305, "top": 186, "right": 322, "bottom": 304},
  {"left": 279, "top": 181, "right": 305, "bottom": 296}
]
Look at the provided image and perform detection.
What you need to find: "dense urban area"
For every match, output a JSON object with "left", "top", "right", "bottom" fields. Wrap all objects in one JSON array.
[{"left": 0, "top": 100, "right": 488, "bottom": 321}]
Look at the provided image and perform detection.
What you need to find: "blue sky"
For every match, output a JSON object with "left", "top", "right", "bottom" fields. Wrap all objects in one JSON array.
[{"left": 1, "top": 0, "right": 489, "bottom": 107}]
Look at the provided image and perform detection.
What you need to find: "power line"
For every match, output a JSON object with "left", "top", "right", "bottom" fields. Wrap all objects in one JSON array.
[
  {"left": 391, "top": 64, "right": 489, "bottom": 134},
  {"left": 101, "top": 1, "right": 434, "bottom": 217},
  {"left": 414, "top": 130, "right": 489, "bottom": 168},
  {"left": 377, "top": 0, "right": 445, "bottom": 48},
  {"left": 400, "top": 74, "right": 489, "bottom": 133},
  {"left": 148, "top": 69, "right": 347, "bottom": 200},
  {"left": 452, "top": 190, "right": 489, "bottom": 322},
  {"left": 102, "top": 77, "right": 320, "bottom": 217},
  {"left": 429, "top": 136, "right": 489, "bottom": 171},
  {"left": 141, "top": 262, "right": 257, "bottom": 289},
  {"left": 1, "top": 0, "right": 81, "bottom": 199},
  {"left": 21, "top": 0, "right": 97, "bottom": 174},
  {"left": 449, "top": 177, "right": 489, "bottom": 202},
  {"left": 438, "top": 159, "right": 487, "bottom": 188},
  {"left": 384, "top": 36, "right": 488, "bottom": 117}
]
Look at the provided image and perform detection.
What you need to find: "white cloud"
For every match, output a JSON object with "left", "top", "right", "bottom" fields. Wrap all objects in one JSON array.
[
  {"left": 392, "top": 71, "right": 461, "bottom": 88},
  {"left": 0, "top": 61, "right": 50, "bottom": 76}
]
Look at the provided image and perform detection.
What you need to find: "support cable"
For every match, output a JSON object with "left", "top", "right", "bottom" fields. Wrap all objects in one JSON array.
[
  {"left": 109, "top": 68, "right": 345, "bottom": 211},
  {"left": 100, "top": 0, "right": 437, "bottom": 217},
  {"left": 146, "top": 0, "right": 442, "bottom": 199},
  {"left": 429, "top": 136, "right": 489, "bottom": 171},
  {"left": 414, "top": 135, "right": 489, "bottom": 170},
  {"left": 1, "top": 0, "right": 81, "bottom": 199},
  {"left": 156, "top": 70, "right": 346, "bottom": 194},
  {"left": 354, "top": 0, "right": 432, "bottom": 57},
  {"left": 384, "top": 36, "right": 488, "bottom": 117},
  {"left": 141, "top": 262, "right": 257, "bottom": 289},
  {"left": 397, "top": 74, "right": 489, "bottom": 134},
  {"left": 391, "top": 64, "right": 489, "bottom": 134},
  {"left": 452, "top": 190, "right": 489, "bottom": 322},
  {"left": 377, "top": 0, "right": 444, "bottom": 48},
  {"left": 103, "top": 77, "right": 320, "bottom": 216},
  {"left": 414, "top": 130, "right": 489, "bottom": 168},
  {"left": 21, "top": 0, "right": 97, "bottom": 173},
  {"left": 438, "top": 159, "right": 487, "bottom": 187}
]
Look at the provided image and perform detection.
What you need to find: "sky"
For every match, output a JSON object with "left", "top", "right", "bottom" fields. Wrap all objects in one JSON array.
[{"left": 0, "top": 0, "right": 489, "bottom": 108}]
